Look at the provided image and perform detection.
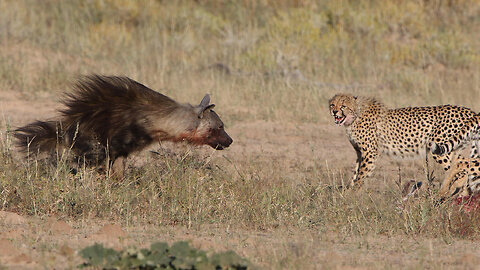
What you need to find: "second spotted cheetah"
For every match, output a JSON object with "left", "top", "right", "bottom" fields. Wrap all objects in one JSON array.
[{"left": 439, "top": 154, "right": 480, "bottom": 199}]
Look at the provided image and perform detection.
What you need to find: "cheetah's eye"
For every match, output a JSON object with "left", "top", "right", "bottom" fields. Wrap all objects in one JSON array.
[
  {"left": 329, "top": 104, "right": 334, "bottom": 107},
  {"left": 340, "top": 105, "right": 346, "bottom": 110}
]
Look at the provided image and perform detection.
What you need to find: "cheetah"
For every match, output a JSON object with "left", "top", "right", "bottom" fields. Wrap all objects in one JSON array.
[
  {"left": 328, "top": 93, "right": 479, "bottom": 188},
  {"left": 439, "top": 154, "right": 480, "bottom": 199}
]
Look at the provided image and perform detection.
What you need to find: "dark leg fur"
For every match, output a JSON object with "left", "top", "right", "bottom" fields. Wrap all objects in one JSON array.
[
  {"left": 67, "top": 129, "right": 107, "bottom": 166},
  {"left": 108, "top": 123, "right": 154, "bottom": 160}
]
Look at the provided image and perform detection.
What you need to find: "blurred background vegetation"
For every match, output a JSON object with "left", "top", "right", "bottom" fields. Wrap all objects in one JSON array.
[{"left": 0, "top": 0, "right": 478, "bottom": 123}]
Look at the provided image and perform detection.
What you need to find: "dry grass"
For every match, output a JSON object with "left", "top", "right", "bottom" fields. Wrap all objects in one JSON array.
[{"left": 1, "top": 0, "right": 480, "bottom": 269}]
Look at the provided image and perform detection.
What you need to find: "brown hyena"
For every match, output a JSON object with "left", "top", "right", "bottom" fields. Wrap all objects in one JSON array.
[{"left": 14, "top": 75, "right": 233, "bottom": 177}]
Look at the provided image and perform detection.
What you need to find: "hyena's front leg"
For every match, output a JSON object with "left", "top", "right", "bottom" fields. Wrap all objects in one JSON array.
[
  {"left": 350, "top": 142, "right": 378, "bottom": 188},
  {"left": 110, "top": 156, "right": 127, "bottom": 180}
]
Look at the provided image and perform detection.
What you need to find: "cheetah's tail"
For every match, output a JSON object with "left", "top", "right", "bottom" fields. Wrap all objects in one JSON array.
[
  {"left": 431, "top": 114, "right": 480, "bottom": 156},
  {"left": 430, "top": 142, "right": 448, "bottom": 156}
]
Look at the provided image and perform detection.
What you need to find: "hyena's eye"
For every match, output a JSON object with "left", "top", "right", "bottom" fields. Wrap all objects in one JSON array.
[{"left": 218, "top": 125, "right": 224, "bottom": 130}]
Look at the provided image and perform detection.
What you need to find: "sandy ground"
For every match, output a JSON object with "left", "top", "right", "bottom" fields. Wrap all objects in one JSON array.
[
  {"left": 2, "top": 90, "right": 480, "bottom": 269},
  {"left": 2, "top": 209, "right": 480, "bottom": 269}
]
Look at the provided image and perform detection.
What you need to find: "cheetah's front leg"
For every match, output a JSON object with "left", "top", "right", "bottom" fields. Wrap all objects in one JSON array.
[{"left": 350, "top": 143, "right": 378, "bottom": 188}]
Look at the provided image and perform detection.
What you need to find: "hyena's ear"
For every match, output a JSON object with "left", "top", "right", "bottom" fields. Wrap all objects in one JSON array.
[
  {"left": 196, "top": 104, "right": 216, "bottom": 119},
  {"left": 199, "top": 94, "right": 211, "bottom": 108},
  {"left": 196, "top": 94, "right": 216, "bottom": 118}
]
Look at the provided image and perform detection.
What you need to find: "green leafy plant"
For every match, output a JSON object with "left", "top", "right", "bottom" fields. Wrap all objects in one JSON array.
[{"left": 79, "top": 241, "right": 253, "bottom": 270}]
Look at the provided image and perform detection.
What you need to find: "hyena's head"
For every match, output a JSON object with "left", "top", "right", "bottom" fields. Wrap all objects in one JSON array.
[
  {"left": 328, "top": 94, "right": 358, "bottom": 126},
  {"left": 193, "top": 94, "right": 233, "bottom": 150}
]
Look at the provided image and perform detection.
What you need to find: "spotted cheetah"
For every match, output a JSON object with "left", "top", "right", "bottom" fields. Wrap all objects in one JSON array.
[
  {"left": 439, "top": 154, "right": 480, "bottom": 199},
  {"left": 328, "top": 94, "right": 479, "bottom": 188}
]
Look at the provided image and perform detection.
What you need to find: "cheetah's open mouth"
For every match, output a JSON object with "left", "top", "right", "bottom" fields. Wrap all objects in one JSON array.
[{"left": 334, "top": 115, "right": 346, "bottom": 125}]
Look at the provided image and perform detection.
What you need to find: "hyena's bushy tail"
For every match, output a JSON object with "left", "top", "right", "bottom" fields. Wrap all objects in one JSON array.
[{"left": 14, "top": 120, "right": 64, "bottom": 155}]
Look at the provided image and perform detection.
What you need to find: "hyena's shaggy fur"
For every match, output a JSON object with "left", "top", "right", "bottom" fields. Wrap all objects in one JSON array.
[{"left": 15, "top": 75, "right": 232, "bottom": 175}]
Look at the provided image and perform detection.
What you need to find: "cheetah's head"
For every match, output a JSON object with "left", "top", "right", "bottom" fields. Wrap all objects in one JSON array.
[{"left": 328, "top": 94, "right": 358, "bottom": 126}]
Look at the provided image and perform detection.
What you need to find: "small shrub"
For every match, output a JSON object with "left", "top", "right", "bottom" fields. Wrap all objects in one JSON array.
[{"left": 79, "top": 241, "right": 254, "bottom": 270}]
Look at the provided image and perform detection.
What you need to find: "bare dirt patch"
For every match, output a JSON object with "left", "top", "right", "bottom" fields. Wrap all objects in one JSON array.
[
  {"left": 0, "top": 210, "right": 26, "bottom": 225},
  {"left": 1, "top": 212, "right": 480, "bottom": 269}
]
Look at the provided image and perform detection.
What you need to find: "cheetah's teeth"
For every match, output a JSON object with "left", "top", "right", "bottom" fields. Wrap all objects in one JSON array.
[{"left": 335, "top": 116, "right": 346, "bottom": 125}]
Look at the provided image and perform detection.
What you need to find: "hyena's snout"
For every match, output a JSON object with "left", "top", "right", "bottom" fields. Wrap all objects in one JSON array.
[{"left": 207, "top": 128, "right": 233, "bottom": 150}]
